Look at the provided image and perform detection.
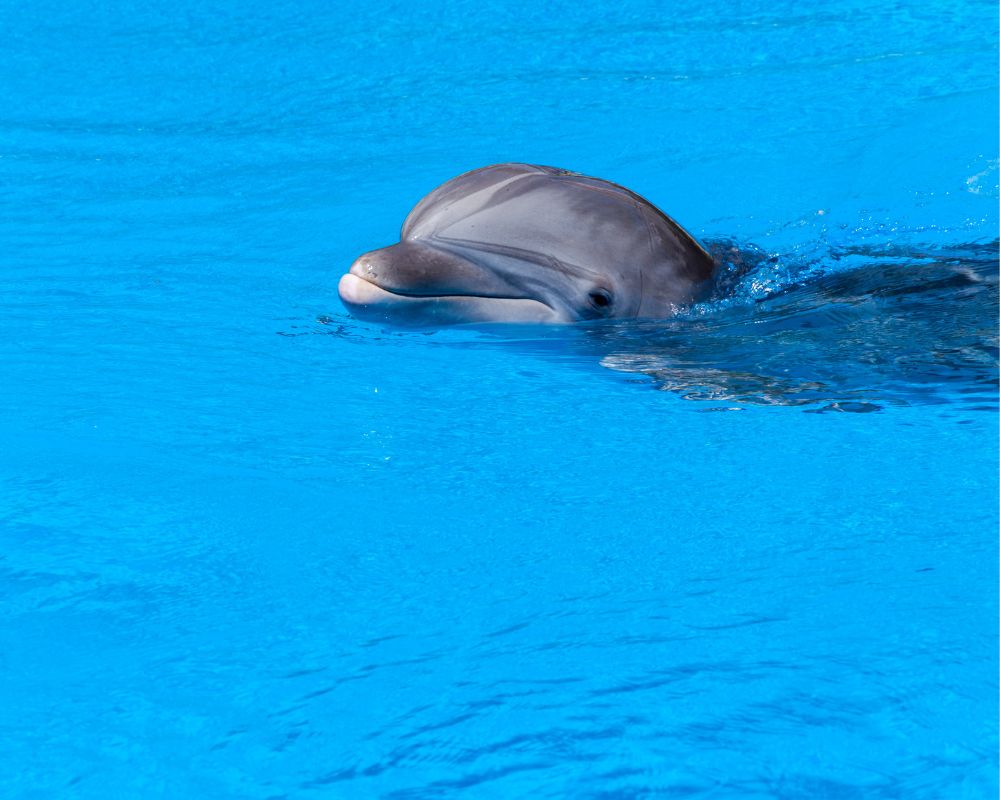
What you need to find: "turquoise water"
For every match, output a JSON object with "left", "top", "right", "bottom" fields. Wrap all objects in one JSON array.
[{"left": 2, "top": 1, "right": 998, "bottom": 797}]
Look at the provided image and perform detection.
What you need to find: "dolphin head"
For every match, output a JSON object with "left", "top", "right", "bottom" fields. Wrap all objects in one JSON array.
[{"left": 338, "top": 163, "right": 715, "bottom": 327}]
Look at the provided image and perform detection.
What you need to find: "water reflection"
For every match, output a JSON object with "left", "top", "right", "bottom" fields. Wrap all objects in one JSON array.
[
  {"left": 321, "top": 239, "right": 999, "bottom": 411},
  {"left": 591, "top": 240, "right": 998, "bottom": 409}
]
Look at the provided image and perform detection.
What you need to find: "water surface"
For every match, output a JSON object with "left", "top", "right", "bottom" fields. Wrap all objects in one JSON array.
[{"left": 1, "top": 1, "right": 997, "bottom": 797}]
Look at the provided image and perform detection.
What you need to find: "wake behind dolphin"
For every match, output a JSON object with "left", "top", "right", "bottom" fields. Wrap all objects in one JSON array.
[{"left": 591, "top": 239, "right": 999, "bottom": 410}]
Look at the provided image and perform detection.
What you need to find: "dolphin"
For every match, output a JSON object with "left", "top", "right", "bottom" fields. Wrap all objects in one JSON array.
[{"left": 338, "top": 163, "right": 716, "bottom": 326}]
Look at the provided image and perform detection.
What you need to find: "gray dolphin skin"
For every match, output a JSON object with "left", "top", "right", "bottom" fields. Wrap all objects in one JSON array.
[{"left": 339, "top": 163, "right": 716, "bottom": 326}]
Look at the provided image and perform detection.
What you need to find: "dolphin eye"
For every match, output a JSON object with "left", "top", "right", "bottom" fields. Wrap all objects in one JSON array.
[{"left": 589, "top": 289, "right": 613, "bottom": 310}]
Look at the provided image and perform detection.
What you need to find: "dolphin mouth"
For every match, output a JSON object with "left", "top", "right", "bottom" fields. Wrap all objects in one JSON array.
[{"left": 338, "top": 272, "right": 562, "bottom": 325}]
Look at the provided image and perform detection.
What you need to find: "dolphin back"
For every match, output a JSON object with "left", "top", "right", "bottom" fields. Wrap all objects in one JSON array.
[{"left": 399, "top": 164, "right": 715, "bottom": 315}]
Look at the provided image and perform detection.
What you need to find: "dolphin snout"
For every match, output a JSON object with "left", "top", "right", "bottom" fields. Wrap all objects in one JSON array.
[
  {"left": 347, "top": 248, "right": 397, "bottom": 290},
  {"left": 349, "top": 255, "right": 379, "bottom": 282},
  {"left": 338, "top": 239, "right": 568, "bottom": 324},
  {"left": 343, "top": 241, "right": 525, "bottom": 299}
]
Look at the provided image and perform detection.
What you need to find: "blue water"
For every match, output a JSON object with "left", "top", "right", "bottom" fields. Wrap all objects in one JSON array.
[{"left": 2, "top": 1, "right": 997, "bottom": 797}]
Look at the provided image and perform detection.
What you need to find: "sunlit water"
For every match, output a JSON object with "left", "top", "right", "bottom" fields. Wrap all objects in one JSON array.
[{"left": 1, "top": 1, "right": 997, "bottom": 798}]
